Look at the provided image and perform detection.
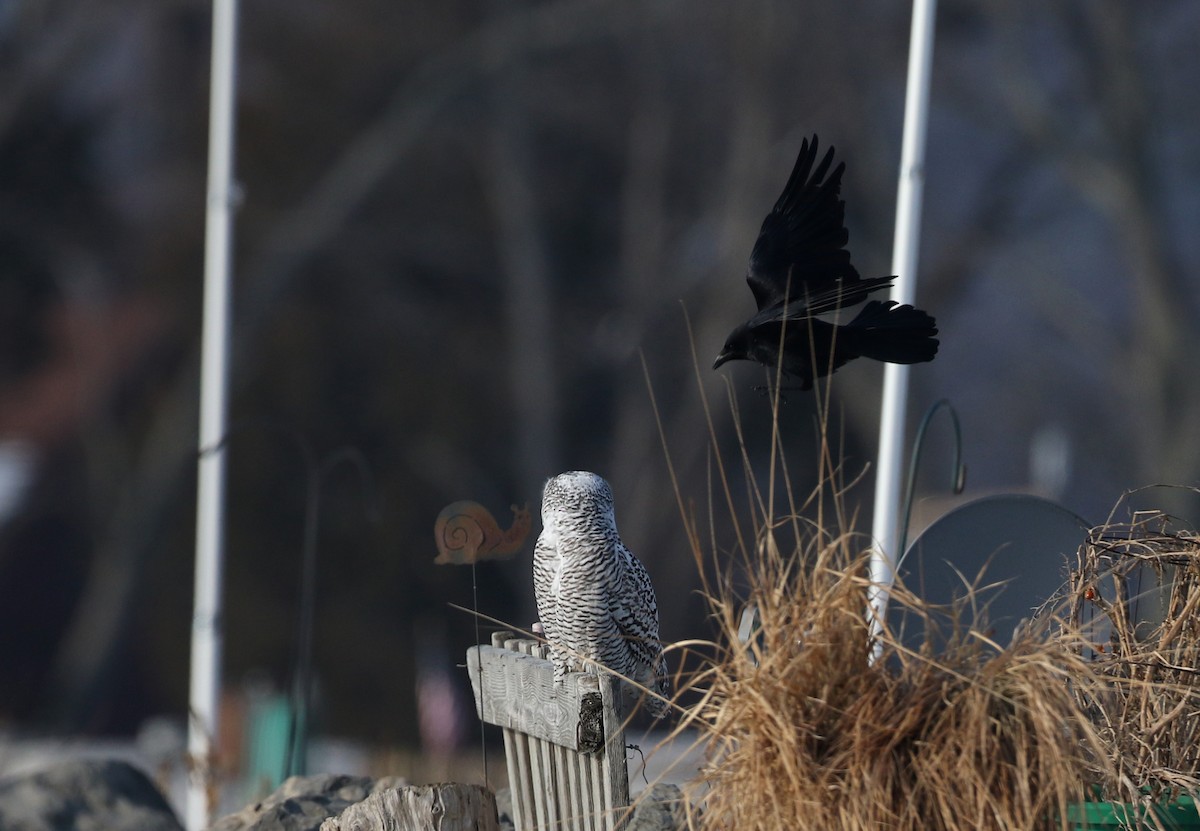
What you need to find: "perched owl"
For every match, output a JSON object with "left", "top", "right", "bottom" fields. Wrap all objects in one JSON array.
[{"left": 533, "top": 471, "right": 670, "bottom": 718}]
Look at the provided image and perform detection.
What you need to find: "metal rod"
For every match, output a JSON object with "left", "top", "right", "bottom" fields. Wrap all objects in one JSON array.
[
  {"left": 187, "top": 0, "right": 240, "bottom": 826},
  {"left": 898, "top": 398, "right": 965, "bottom": 559},
  {"left": 869, "top": 0, "right": 938, "bottom": 647}
]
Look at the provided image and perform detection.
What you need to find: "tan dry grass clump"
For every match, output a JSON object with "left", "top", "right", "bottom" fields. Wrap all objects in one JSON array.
[
  {"left": 1067, "top": 502, "right": 1200, "bottom": 802},
  {"left": 675, "top": 513, "right": 1111, "bottom": 831},
  {"left": 650, "top": 342, "right": 1195, "bottom": 829}
]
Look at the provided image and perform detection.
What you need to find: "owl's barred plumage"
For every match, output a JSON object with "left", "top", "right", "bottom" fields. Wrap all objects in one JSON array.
[{"left": 533, "top": 471, "right": 670, "bottom": 718}]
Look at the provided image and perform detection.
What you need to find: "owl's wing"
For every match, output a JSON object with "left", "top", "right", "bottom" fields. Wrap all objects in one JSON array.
[
  {"left": 611, "top": 543, "right": 664, "bottom": 676},
  {"left": 532, "top": 531, "right": 560, "bottom": 643}
]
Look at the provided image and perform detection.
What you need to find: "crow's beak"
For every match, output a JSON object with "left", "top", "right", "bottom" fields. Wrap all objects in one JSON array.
[{"left": 713, "top": 351, "right": 732, "bottom": 370}]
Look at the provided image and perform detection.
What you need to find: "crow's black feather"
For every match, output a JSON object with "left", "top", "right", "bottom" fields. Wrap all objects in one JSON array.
[{"left": 715, "top": 135, "right": 939, "bottom": 389}]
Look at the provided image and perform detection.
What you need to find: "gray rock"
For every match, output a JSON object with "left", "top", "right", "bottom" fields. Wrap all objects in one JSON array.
[
  {"left": 0, "top": 758, "right": 183, "bottom": 831},
  {"left": 628, "top": 783, "right": 692, "bottom": 831},
  {"left": 207, "top": 773, "right": 407, "bottom": 831}
]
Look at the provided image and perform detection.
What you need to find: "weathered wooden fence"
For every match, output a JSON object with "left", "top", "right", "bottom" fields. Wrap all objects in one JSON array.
[{"left": 467, "top": 631, "right": 631, "bottom": 831}]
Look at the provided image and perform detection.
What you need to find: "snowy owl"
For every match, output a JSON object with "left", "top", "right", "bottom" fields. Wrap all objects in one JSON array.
[{"left": 533, "top": 471, "right": 670, "bottom": 718}]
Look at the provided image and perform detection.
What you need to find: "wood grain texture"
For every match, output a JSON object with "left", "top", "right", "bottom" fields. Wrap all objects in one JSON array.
[
  {"left": 599, "top": 672, "right": 630, "bottom": 830},
  {"left": 318, "top": 784, "right": 498, "bottom": 831},
  {"left": 467, "top": 641, "right": 595, "bottom": 750},
  {"left": 489, "top": 631, "right": 527, "bottom": 831},
  {"left": 466, "top": 635, "right": 630, "bottom": 831}
]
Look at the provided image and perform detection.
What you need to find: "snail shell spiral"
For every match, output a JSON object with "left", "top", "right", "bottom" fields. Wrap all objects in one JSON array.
[{"left": 434, "top": 501, "right": 494, "bottom": 565}]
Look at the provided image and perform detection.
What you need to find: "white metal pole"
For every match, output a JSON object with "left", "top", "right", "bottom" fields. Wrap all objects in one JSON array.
[
  {"left": 869, "top": 0, "right": 938, "bottom": 640},
  {"left": 188, "top": 0, "right": 239, "bottom": 827}
]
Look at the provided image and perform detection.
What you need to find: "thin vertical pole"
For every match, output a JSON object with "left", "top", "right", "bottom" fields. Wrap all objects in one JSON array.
[
  {"left": 869, "top": 0, "right": 937, "bottom": 642},
  {"left": 187, "top": 0, "right": 239, "bottom": 827}
]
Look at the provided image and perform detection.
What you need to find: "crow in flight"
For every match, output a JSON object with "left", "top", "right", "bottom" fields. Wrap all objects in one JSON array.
[{"left": 713, "top": 135, "right": 938, "bottom": 390}]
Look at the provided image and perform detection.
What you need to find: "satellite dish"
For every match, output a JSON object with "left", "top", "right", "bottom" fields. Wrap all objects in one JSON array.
[{"left": 892, "top": 494, "right": 1091, "bottom": 650}]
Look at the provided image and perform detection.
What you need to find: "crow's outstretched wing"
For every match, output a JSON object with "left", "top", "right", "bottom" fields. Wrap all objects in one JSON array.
[
  {"left": 746, "top": 275, "right": 894, "bottom": 330},
  {"left": 746, "top": 135, "right": 871, "bottom": 313}
]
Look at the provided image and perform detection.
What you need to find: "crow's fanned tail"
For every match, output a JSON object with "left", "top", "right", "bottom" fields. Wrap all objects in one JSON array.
[{"left": 845, "top": 300, "right": 939, "bottom": 365}]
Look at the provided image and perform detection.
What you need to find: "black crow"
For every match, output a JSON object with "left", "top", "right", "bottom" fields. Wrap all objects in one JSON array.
[{"left": 713, "top": 135, "right": 938, "bottom": 390}]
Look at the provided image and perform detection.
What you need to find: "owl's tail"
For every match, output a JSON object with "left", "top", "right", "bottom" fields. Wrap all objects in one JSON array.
[{"left": 645, "top": 660, "right": 672, "bottom": 719}]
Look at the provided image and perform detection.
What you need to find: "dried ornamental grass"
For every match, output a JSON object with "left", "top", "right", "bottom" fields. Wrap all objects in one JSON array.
[
  {"left": 1068, "top": 504, "right": 1200, "bottom": 803},
  {"left": 677, "top": 517, "right": 1110, "bottom": 831},
  {"left": 649, "top": 347, "right": 1193, "bottom": 830}
]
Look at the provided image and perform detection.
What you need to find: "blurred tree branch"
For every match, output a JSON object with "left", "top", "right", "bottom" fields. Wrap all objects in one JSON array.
[
  {"left": 989, "top": 0, "right": 1200, "bottom": 485},
  {"left": 46, "top": 0, "right": 692, "bottom": 730}
]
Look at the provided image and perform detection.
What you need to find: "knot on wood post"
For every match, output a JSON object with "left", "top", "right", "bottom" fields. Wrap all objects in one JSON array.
[{"left": 577, "top": 691, "right": 604, "bottom": 754}]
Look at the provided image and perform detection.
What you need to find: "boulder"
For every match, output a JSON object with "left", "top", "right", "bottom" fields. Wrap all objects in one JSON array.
[
  {"left": 207, "top": 773, "right": 406, "bottom": 831},
  {"left": 628, "top": 783, "right": 692, "bottom": 831},
  {"left": 0, "top": 758, "right": 183, "bottom": 831}
]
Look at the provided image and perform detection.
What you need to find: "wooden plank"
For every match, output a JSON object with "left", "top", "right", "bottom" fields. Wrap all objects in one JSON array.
[
  {"left": 518, "top": 639, "right": 557, "bottom": 831},
  {"left": 552, "top": 739, "right": 576, "bottom": 831},
  {"left": 570, "top": 726, "right": 592, "bottom": 831},
  {"left": 557, "top": 741, "right": 579, "bottom": 831},
  {"left": 511, "top": 726, "right": 536, "bottom": 831},
  {"left": 578, "top": 744, "right": 597, "bottom": 831},
  {"left": 517, "top": 640, "right": 545, "bottom": 831},
  {"left": 549, "top": 745, "right": 564, "bottom": 831},
  {"left": 526, "top": 733, "right": 549, "bottom": 829},
  {"left": 489, "top": 632, "right": 526, "bottom": 831},
  {"left": 500, "top": 727, "right": 525, "bottom": 831},
  {"left": 583, "top": 751, "right": 602, "bottom": 831},
  {"left": 598, "top": 673, "right": 630, "bottom": 830},
  {"left": 587, "top": 750, "right": 605, "bottom": 831},
  {"left": 467, "top": 642, "right": 588, "bottom": 749},
  {"left": 530, "top": 641, "right": 572, "bottom": 830},
  {"left": 539, "top": 734, "right": 560, "bottom": 831}
]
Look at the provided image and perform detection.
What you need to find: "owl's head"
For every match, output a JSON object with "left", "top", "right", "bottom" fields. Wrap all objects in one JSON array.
[{"left": 541, "top": 470, "right": 616, "bottom": 527}]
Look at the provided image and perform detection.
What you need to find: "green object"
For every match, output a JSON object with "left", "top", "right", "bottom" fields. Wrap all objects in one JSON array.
[
  {"left": 244, "top": 694, "right": 294, "bottom": 798},
  {"left": 1064, "top": 795, "right": 1200, "bottom": 829}
]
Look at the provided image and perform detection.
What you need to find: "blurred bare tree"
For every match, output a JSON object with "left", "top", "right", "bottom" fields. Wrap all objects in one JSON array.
[{"left": 0, "top": 0, "right": 1195, "bottom": 746}]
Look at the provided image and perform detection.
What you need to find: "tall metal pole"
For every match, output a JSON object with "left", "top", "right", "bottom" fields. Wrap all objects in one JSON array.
[
  {"left": 188, "top": 0, "right": 239, "bottom": 826},
  {"left": 869, "top": 0, "right": 937, "bottom": 639}
]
